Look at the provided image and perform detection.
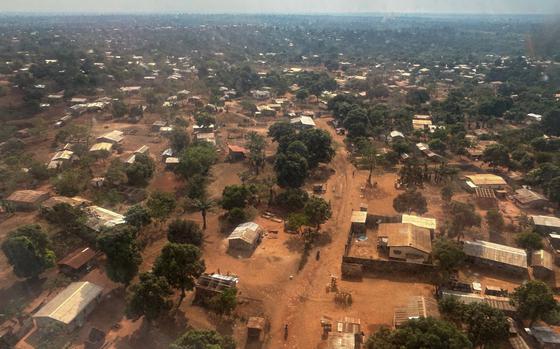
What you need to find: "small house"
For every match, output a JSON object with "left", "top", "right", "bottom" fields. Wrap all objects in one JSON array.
[
  {"left": 84, "top": 206, "right": 125, "bottom": 232},
  {"left": 195, "top": 132, "right": 216, "bottom": 145},
  {"left": 378, "top": 223, "right": 432, "bottom": 263},
  {"left": 89, "top": 142, "right": 113, "bottom": 154},
  {"left": 528, "top": 326, "right": 560, "bottom": 349},
  {"left": 531, "top": 249, "right": 554, "bottom": 279},
  {"left": 165, "top": 157, "right": 180, "bottom": 169},
  {"left": 33, "top": 282, "right": 103, "bottom": 331},
  {"left": 513, "top": 188, "right": 549, "bottom": 209},
  {"left": 463, "top": 240, "right": 527, "bottom": 275},
  {"left": 151, "top": 120, "right": 166, "bottom": 132},
  {"left": 48, "top": 150, "right": 77, "bottom": 170},
  {"left": 531, "top": 215, "right": 560, "bottom": 235},
  {"left": 96, "top": 130, "right": 123, "bottom": 144},
  {"left": 350, "top": 210, "right": 367, "bottom": 235},
  {"left": 194, "top": 273, "right": 238, "bottom": 304},
  {"left": 290, "top": 116, "right": 316, "bottom": 129},
  {"left": 227, "top": 144, "right": 248, "bottom": 161},
  {"left": 5, "top": 190, "right": 49, "bottom": 211},
  {"left": 247, "top": 317, "right": 266, "bottom": 340},
  {"left": 394, "top": 296, "right": 439, "bottom": 328},
  {"left": 227, "top": 222, "right": 263, "bottom": 251},
  {"left": 57, "top": 247, "right": 97, "bottom": 276}
]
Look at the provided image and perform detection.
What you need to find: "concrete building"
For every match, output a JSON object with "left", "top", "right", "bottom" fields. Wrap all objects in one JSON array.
[
  {"left": 378, "top": 223, "right": 432, "bottom": 263},
  {"left": 290, "top": 116, "right": 316, "bottom": 129},
  {"left": 33, "top": 282, "right": 103, "bottom": 331}
]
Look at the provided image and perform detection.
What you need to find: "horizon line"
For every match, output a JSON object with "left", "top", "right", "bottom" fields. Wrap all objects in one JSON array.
[{"left": 0, "top": 11, "right": 556, "bottom": 16}]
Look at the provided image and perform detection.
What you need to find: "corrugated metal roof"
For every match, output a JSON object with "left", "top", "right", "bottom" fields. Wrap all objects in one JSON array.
[
  {"left": 350, "top": 211, "right": 367, "bottom": 224},
  {"left": 465, "top": 174, "right": 507, "bottom": 186},
  {"left": 6, "top": 190, "right": 49, "bottom": 203},
  {"left": 89, "top": 142, "right": 113, "bottom": 152},
  {"left": 440, "top": 290, "right": 516, "bottom": 312},
  {"left": 227, "top": 222, "right": 262, "bottom": 244},
  {"left": 378, "top": 223, "right": 432, "bottom": 254},
  {"left": 514, "top": 188, "right": 547, "bottom": 205},
  {"left": 531, "top": 249, "right": 553, "bottom": 271},
  {"left": 34, "top": 282, "right": 103, "bottom": 325},
  {"left": 394, "top": 296, "right": 439, "bottom": 327},
  {"left": 531, "top": 215, "right": 560, "bottom": 228},
  {"left": 401, "top": 214, "right": 436, "bottom": 230},
  {"left": 463, "top": 240, "right": 527, "bottom": 268}
]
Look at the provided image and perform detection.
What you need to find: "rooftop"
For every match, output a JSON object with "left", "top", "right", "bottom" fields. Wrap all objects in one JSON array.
[
  {"left": 228, "top": 222, "right": 263, "bottom": 244},
  {"left": 463, "top": 240, "right": 527, "bottom": 269},
  {"left": 58, "top": 247, "right": 97, "bottom": 271},
  {"left": 531, "top": 215, "right": 560, "bottom": 228},
  {"left": 465, "top": 174, "right": 507, "bottom": 186},
  {"left": 401, "top": 214, "right": 436, "bottom": 230},
  {"left": 6, "top": 190, "right": 49, "bottom": 204},
  {"left": 350, "top": 210, "right": 367, "bottom": 224},
  {"left": 84, "top": 206, "right": 125, "bottom": 232},
  {"left": 513, "top": 188, "right": 548, "bottom": 205},
  {"left": 34, "top": 282, "right": 103, "bottom": 325},
  {"left": 378, "top": 223, "right": 432, "bottom": 254}
]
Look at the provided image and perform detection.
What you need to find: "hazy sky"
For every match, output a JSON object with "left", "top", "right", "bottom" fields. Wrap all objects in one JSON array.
[{"left": 0, "top": 0, "right": 558, "bottom": 14}]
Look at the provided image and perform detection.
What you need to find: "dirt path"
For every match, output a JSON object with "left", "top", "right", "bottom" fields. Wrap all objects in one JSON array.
[{"left": 266, "top": 117, "right": 358, "bottom": 348}]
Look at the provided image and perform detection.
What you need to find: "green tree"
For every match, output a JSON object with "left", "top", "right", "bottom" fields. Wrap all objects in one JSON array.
[
  {"left": 124, "top": 205, "right": 152, "bottom": 230},
  {"left": 176, "top": 144, "right": 217, "bottom": 179},
  {"left": 167, "top": 219, "right": 203, "bottom": 246},
  {"left": 511, "top": 280, "right": 558, "bottom": 326},
  {"left": 296, "top": 89, "right": 309, "bottom": 101},
  {"left": 542, "top": 108, "right": 560, "bottom": 136},
  {"left": 274, "top": 152, "right": 308, "bottom": 188},
  {"left": 192, "top": 198, "right": 214, "bottom": 230},
  {"left": 486, "top": 209, "right": 504, "bottom": 234},
  {"left": 299, "top": 129, "right": 335, "bottom": 168},
  {"left": 170, "top": 330, "right": 236, "bottom": 349},
  {"left": 221, "top": 185, "right": 252, "bottom": 210},
  {"left": 126, "top": 272, "right": 173, "bottom": 323},
  {"left": 153, "top": 243, "right": 205, "bottom": 305},
  {"left": 106, "top": 159, "right": 128, "bottom": 186},
  {"left": 126, "top": 153, "right": 155, "bottom": 186},
  {"left": 208, "top": 287, "right": 237, "bottom": 316},
  {"left": 1, "top": 224, "right": 55, "bottom": 279},
  {"left": 146, "top": 191, "right": 176, "bottom": 224},
  {"left": 167, "top": 128, "right": 190, "bottom": 152},
  {"left": 515, "top": 230, "right": 543, "bottom": 251},
  {"left": 246, "top": 131, "right": 266, "bottom": 175},
  {"left": 97, "top": 225, "right": 142, "bottom": 286},
  {"left": 303, "top": 196, "right": 332, "bottom": 231},
  {"left": 356, "top": 139, "right": 378, "bottom": 186},
  {"left": 482, "top": 144, "right": 510, "bottom": 169},
  {"left": 440, "top": 185, "right": 454, "bottom": 202},
  {"left": 448, "top": 201, "right": 481, "bottom": 241},
  {"left": 547, "top": 176, "right": 560, "bottom": 204},
  {"left": 462, "top": 302, "right": 509, "bottom": 347},
  {"left": 52, "top": 169, "right": 89, "bottom": 196},
  {"left": 432, "top": 238, "right": 466, "bottom": 280},
  {"left": 227, "top": 207, "right": 248, "bottom": 226},
  {"left": 365, "top": 317, "right": 471, "bottom": 349},
  {"left": 286, "top": 213, "right": 309, "bottom": 233},
  {"left": 268, "top": 121, "right": 296, "bottom": 143},
  {"left": 393, "top": 190, "right": 428, "bottom": 214},
  {"left": 112, "top": 100, "right": 127, "bottom": 119}
]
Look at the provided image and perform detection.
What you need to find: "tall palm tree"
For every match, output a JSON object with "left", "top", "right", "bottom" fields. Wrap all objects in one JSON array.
[{"left": 192, "top": 198, "right": 214, "bottom": 230}]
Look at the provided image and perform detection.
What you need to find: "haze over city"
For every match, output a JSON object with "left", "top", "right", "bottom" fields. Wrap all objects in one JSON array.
[{"left": 0, "top": 0, "right": 559, "bottom": 14}]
